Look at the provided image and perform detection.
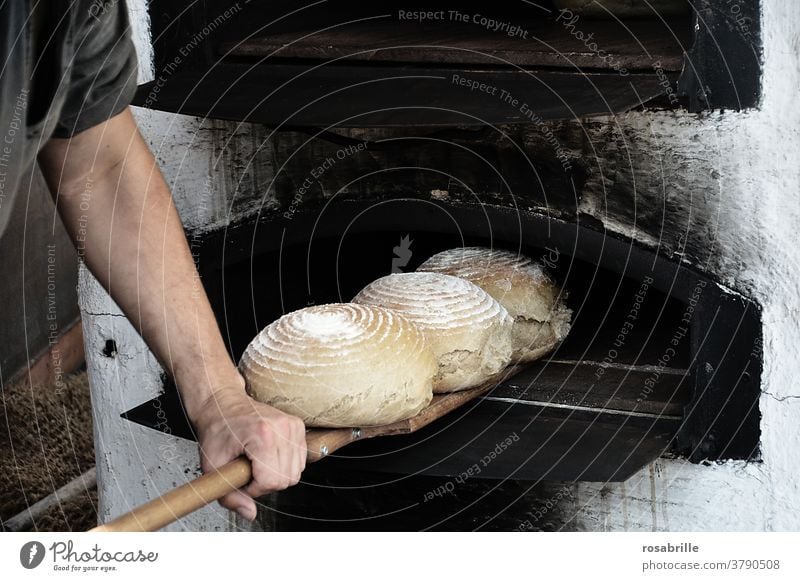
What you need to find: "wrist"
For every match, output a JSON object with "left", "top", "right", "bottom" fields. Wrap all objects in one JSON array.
[{"left": 174, "top": 361, "right": 247, "bottom": 421}]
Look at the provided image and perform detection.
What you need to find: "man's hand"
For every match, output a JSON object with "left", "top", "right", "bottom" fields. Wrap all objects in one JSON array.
[
  {"left": 38, "top": 108, "right": 306, "bottom": 521},
  {"left": 193, "top": 382, "right": 307, "bottom": 521}
]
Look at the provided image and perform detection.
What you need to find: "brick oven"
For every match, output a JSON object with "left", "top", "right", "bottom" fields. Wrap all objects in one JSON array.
[{"left": 81, "top": 0, "right": 800, "bottom": 532}]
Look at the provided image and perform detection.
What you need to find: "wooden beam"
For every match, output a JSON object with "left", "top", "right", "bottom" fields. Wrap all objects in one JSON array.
[{"left": 6, "top": 319, "right": 84, "bottom": 391}]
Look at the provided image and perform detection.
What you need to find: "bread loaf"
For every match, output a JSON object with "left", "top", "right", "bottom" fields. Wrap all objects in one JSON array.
[
  {"left": 417, "top": 247, "right": 571, "bottom": 363},
  {"left": 239, "top": 303, "right": 435, "bottom": 427},
  {"left": 353, "top": 272, "right": 513, "bottom": 393}
]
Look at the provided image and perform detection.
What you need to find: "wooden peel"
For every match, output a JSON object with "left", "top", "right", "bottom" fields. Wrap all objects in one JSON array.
[{"left": 89, "top": 366, "right": 521, "bottom": 532}]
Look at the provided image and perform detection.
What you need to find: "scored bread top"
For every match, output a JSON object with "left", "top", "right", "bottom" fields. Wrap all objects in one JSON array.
[
  {"left": 352, "top": 272, "right": 514, "bottom": 392},
  {"left": 352, "top": 272, "right": 510, "bottom": 331},
  {"left": 418, "top": 247, "right": 550, "bottom": 288},
  {"left": 417, "top": 247, "right": 561, "bottom": 322},
  {"left": 239, "top": 303, "right": 436, "bottom": 427},
  {"left": 241, "top": 303, "right": 429, "bottom": 372}
]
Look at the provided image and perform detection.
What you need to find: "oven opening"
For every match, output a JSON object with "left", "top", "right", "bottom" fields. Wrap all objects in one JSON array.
[{"left": 120, "top": 199, "right": 761, "bottom": 529}]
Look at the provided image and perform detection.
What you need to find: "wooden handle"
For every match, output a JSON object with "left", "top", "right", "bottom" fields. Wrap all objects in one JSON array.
[
  {"left": 89, "top": 429, "right": 360, "bottom": 532},
  {"left": 90, "top": 457, "right": 251, "bottom": 532}
]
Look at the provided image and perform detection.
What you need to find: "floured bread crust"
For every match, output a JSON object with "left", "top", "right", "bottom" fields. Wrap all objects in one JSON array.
[
  {"left": 418, "top": 247, "right": 572, "bottom": 363},
  {"left": 240, "top": 303, "right": 435, "bottom": 427},
  {"left": 353, "top": 272, "right": 514, "bottom": 392}
]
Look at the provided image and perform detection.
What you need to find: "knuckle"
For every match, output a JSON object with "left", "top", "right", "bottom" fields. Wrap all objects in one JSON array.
[
  {"left": 246, "top": 474, "right": 269, "bottom": 496},
  {"left": 291, "top": 416, "right": 306, "bottom": 434},
  {"left": 253, "top": 476, "right": 282, "bottom": 496},
  {"left": 250, "top": 463, "right": 280, "bottom": 490},
  {"left": 248, "top": 484, "right": 271, "bottom": 498},
  {"left": 273, "top": 415, "right": 293, "bottom": 435},
  {"left": 254, "top": 420, "right": 275, "bottom": 443}
]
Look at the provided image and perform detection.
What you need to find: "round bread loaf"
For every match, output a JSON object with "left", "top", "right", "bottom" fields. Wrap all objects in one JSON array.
[
  {"left": 239, "top": 303, "right": 435, "bottom": 428},
  {"left": 417, "top": 247, "right": 572, "bottom": 363},
  {"left": 352, "top": 272, "right": 513, "bottom": 393}
]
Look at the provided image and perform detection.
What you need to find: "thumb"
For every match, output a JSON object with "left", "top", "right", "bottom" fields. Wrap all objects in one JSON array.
[{"left": 219, "top": 489, "right": 257, "bottom": 521}]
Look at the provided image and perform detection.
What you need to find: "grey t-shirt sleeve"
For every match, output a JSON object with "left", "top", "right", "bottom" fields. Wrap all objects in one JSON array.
[{"left": 52, "top": 0, "right": 139, "bottom": 138}]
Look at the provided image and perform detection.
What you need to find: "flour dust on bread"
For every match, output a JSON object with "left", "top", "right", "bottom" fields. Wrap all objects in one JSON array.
[
  {"left": 352, "top": 272, "right": 514, "bottom": 393},
  {"left": 239, "top": 303, "right": 435, "bottom": 427},
  {"left": 417, "top": 247, "right": 572, "bottom": 363}
]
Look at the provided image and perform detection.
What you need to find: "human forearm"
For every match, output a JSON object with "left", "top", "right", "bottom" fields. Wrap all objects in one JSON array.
[
  {"left": 39, "top": 109, "right": 306, "bottom": 520},
  {"left": 38, "top": 109, "right": 239, "bottom": 416}
]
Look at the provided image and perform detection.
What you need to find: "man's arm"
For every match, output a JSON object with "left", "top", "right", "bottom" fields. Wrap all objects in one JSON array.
[{"left": 38, "top": 108, "right": 307, "bottom": 521}]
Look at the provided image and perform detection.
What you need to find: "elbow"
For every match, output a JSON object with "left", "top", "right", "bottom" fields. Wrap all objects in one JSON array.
[
  {"left": 49, "top": 174, "right": 94, "bottom": 206},
  {"left": 41, "top": 158, "right": 122, "bottom": 209}
]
